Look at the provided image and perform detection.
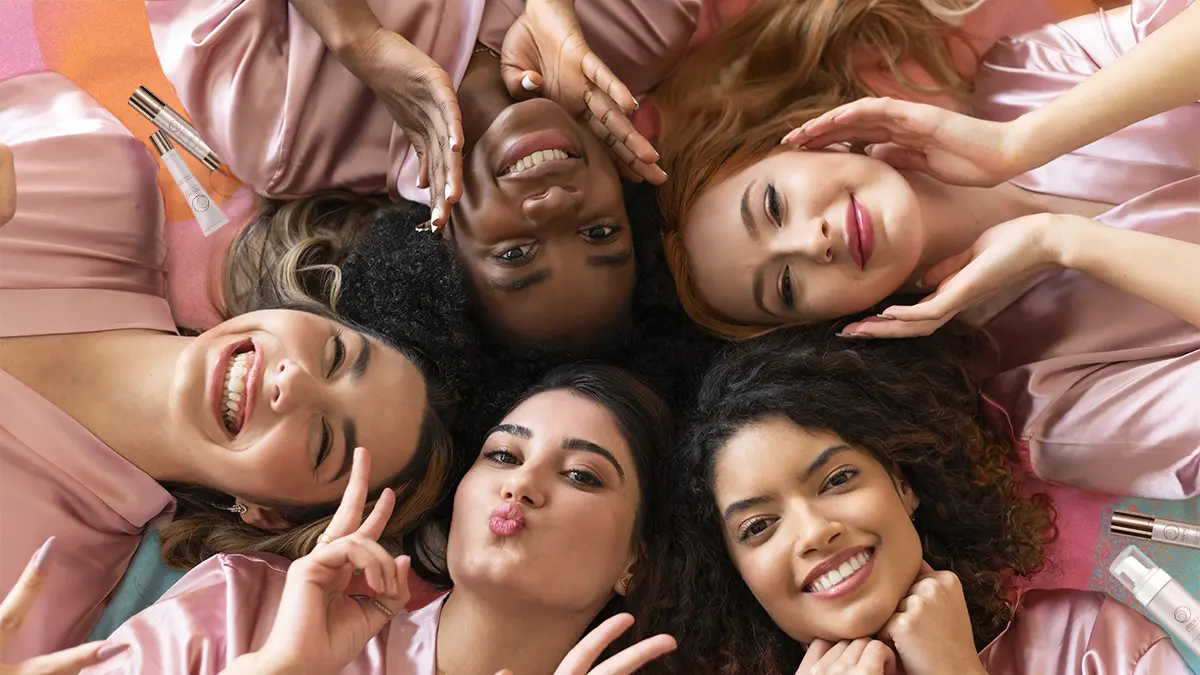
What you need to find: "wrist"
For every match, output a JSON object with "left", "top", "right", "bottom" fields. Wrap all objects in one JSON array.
[
  {"left": 1041, "top": 213, "right": 1099, "bottom": 270},
  {"left": 1005, "top": 110, "right": 1057, "bottom": 176},
  {"left": 227, "top": 651, "right": 303, "bottom": 675}
]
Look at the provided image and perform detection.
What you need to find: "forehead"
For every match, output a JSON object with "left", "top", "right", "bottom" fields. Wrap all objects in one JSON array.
[
  {"left": 504, "top": 389, "right": 632, "bottom": 452},
  {"left": 350, "top": 336, "right": 428, "bottom": 474},
  {"left": 714, "top": 418, "right": 839, "bottom": 496}
]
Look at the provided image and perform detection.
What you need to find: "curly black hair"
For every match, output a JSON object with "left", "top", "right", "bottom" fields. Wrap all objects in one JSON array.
[{"left": 626, "top": 325, "right": 1055, "bottom": 675}]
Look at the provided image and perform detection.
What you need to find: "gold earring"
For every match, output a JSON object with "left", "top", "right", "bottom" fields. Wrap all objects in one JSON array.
[{"left": 621, "top": 574, "right": 632, "bottom": 592}]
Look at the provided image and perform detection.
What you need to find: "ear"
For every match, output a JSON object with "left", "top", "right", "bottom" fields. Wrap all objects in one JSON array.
[
  {"left": 897, "top": 477, "right": 919, "bottom": 517},
  {"left": 238, "top": 501, "right": 292, "bottom": 531},
  {"left": 613, "top": 547, "right": 642, "bottom": 597}
]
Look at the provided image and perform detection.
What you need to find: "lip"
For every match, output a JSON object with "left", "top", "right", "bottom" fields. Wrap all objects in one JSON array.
[
  {"left": 488, "top": 503, "right": 526, "bottom": 537},
  {"left": 799, "top": 546, "right": 875, "bottom": 600},
  {"left": 845, "top": 198, "right": 876, "bottom": 269},
  {"left": 495, "top": 130, "right": 580, "bottom": 179},
  {"left": 209, "top": 338, "right": 262, "bottom": 440}
]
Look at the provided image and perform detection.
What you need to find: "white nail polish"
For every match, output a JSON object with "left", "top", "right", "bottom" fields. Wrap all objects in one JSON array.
[
  {"left": 445, "top": 184, "right": 453, "bottom": 201},
  {"left": 431, "top": 206, "right": 441, "bottom": 223},
  {"left": 521, "top": 75, "right": 537, "bottom": 92}
]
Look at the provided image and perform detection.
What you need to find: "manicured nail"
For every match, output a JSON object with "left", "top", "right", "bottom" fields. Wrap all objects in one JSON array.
[
  {"left": 96, "top": 644, "right": 129, "bottom": 661},
  {"left": 521, "top": 75, "right": 538, "bottom": 92},
  {"left": 32, "top": 536, "right": 55, "bottom": 571},
  {"left": 449, "top": 136, "right": 459, "bottom": 151},
  {"left": 431, "top": 205, "right": 441, "bottom": 223},
  {"left": 875, "top": 313, "right": 896, "bottom": 320},
  {"left": 431, "top": 222, "right": 441, "bottom": 234},
  {"left": 444, "top": 184, "right": 454, "bottom": 201}
]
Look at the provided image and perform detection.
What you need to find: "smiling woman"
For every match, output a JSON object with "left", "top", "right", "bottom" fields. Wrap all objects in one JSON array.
[{"left": 0, "top": 73, "right": 453, "bottom": 662}]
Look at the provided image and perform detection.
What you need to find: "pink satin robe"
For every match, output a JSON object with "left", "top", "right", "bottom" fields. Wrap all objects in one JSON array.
[
  {"left": 964, "top": 0, "right": 1200, "bottom": 499},
  {"left": 146, "top": 0, "right": 701, "bottom": 205},
  {"left": 0, "top": 72, "right": 176, "bottom": 661},
  {"left": 83, "top": 553, "right": 1189, "bottom": 674}
]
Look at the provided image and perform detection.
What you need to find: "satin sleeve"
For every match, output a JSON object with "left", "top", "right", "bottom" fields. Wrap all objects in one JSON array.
[
  {"left": 80, "top": 554, "right": 289, "bottom": 675},
  {"left": 978, "top": 589, "right": 1191, "bottom": 674}
]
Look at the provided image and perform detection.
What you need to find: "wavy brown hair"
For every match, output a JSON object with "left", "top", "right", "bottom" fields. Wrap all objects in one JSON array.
[
  {"left": 654, "top": 0, "right": 982, "bottom": 339},
  {"left": 627, "top": 326, "right": 1054, "bottom": 674}
]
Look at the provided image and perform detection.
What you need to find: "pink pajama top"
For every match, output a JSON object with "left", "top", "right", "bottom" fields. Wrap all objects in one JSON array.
[
  {"left": 965, "top": 0, "right": 1200, "bottom": 499},
  {"left": 146, "top": 0, "right": 702, "bottom": 205},
  {"left": 84, "top": 553, "right": 1188, "bottom": 674},
  {"left": 0, "top": 73, "right": 176, "bottom": 661}
]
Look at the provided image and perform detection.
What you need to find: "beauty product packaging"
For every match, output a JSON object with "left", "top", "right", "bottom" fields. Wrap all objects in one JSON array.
[
  {"left": 131, "top": 87, "right": 222, "bottom": 171},
  {"left": 1110, "top": 545, "right": 1200, "bottom": 656},
  {"left": 150, "top": 132, "right": 229, "bottom": 236},
  {"left": 1112, "top": 510, "right": 1200, "bottom": 552}
]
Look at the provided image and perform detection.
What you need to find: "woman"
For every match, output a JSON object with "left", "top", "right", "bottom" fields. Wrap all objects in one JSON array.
[
  {"left": 656, "top": 0, "right": 1200, "bottom": 499},
  {"left": 631, "top": 329, "right": 1189, "bottom": 674},
  {"left": 148, "top": 0, "right": 700, "bottom": 345},
  {"left": 84, "top": 364, "right": 678, "bottom": 675},
  {"left": 0, "top": 73, "right": 453, "bottom": 661}
]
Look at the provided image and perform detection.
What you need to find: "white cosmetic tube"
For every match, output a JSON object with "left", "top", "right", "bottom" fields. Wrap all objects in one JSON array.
[
  {"left": 150, "top": 132, "right": 229, "bottom": 236},
  {"left": 1112, "top": 510, "right": 1200, "bottom": 551},
  {"left": 131, "top": 87, "right": 222, "bottom": 171},
  {"left": 1110, "top": 545, "right": 1200, "bottom": 656}
]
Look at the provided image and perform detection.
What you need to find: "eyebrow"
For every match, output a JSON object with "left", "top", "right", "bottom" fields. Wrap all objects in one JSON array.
[
  {"left": 485, "top": 424, "right": 627, "bottom": 483},
  {"left": 490, "top": 270, "right": 550, "bottom": 293},
  {"left": 721, "top": 444, "right": 852, "bottom": 522},
  {"left": 586, "top": 250, "right": 633, "bottom": 268},
  {"left": 352, "top": 334, "right": 372, "bottom": 381},
  {"left": 332, "top": 334, "right": 370, "bottom": 482},
  {"left": 741, "top": 180, "right": 760, "bottom": 242}
]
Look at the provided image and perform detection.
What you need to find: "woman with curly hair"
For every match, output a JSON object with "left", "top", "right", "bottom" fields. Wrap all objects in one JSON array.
[
  {"left": 654, "top": 0, "right": 1200, "bottom": 501},
  {"left": 629, "top": 328, "right": 1189, "bottom": 674}
]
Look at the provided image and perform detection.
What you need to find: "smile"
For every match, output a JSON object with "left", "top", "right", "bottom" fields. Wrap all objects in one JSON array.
[
  {"left": 500, "top": 148, "right": 575, "bottom": 176},
  {"left": 802, "top": 547, "right": 875, "bottom": 599},
  {"left": 211, "top": 339, "right": 261, "bottom": 438}
]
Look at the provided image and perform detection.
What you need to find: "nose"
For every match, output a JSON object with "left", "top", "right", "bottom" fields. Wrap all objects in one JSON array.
[
  {"left": 269, "top": 359, "right": 321, "bottom": 414},
  {"left": 790, "top": 502, "right": 844, "bottom": 558},
  {"left": 520, "top": 185, "right": 582, "bottom": 228},
  {"left": 500, "top": 468, "right": 546, "bottom": 508},
  {"left": 773, "top": 217, "right": 833, "bottom": 264}
]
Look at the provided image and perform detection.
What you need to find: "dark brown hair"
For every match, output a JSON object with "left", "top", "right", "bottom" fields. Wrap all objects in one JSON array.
[{"left": 628, "top": 326, "right": 1054, "bottom": 674}]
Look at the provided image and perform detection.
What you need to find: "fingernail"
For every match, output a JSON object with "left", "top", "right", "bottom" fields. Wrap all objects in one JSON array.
[
  {"left": 431, "top": 222, "right": 441, "bottom": 234},
  {"left": 875, "top": 313, "right": 896, "bottom": 320},
  {"left": 521, "top": 75, "right": 538, "bottom": 91},
  {"left": 914, "top": 279, "right": 927, "bottom": 290},
  {"left": 431, "top": 205, "right": 441, "bottom": 223},
  {"left": 450, "top": 136, "right": 459, "bottom": 151},
  {"left": 96, "top": 644, "right": 129, "bottom": 661},
  {"left": 417, "top": 177, "right": 423, "bottom": 188},
  {"left": 32, "top": 536, "right": 55, "bottom": 571},
  {"left": 444, "top": 184, "right": 453, "bottom": 201}
]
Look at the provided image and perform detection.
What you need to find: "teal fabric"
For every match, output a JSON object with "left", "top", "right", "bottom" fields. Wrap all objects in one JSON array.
[{"left": 87, "top": 531, "right": 185, "bottom": 641}]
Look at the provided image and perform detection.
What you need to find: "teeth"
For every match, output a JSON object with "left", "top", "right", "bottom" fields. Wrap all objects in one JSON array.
[
  {"left": 502, "top": 148, "right": 570, "bottom": 175},
  {"left": 221, "top": 351, "right": 253, "bottom": 433},
  {"left": 808, "top": 551, "right": 872, "bottom": 593}
]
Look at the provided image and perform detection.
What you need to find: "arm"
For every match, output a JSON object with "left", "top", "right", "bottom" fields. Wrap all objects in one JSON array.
[{"left": 1009, "top": 0, "right": 1200, "bottom": 170}]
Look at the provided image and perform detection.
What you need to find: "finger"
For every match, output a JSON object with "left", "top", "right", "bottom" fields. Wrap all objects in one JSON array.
[
  {"left": 416, "top": 150, "right": 429, "bottom": 191},
  {"left": 437, "top": 87, "right": 465, "bottom": 205},
  {"left": 583, "top": 87, "right": 657, "bottom": 163},
  {"left": 428, "top": 146, "right": 449, "bottom": 232},
  {"left": 919, "top": 560, "right": 935, "bottom": 575},
  {"left": 785, "top": 127, "right": 897, "bottom": 150},
  {"left": 839, "top": 638, "right": 874, "bottom": 666},
  {"left": 0, "top": 537, "right": 54, "bottom": 652},
  {"left": 389, "top": 556, "right": 412, "bottom": 606},
  {"left": 841, "top": 315, "right": 953, "bottom": 339},
  {"left": 866, "top": 144, "right": 933, "bottom": 174},
  {"left": 591, "top": 634, "right": 677, "bottom": 675},
  {"left": 859, "top": 641, "right": 896, "bottom": 673},
  {"left": 322, "top": 448, "right": 372, "bottom": 540},
  {"left": 817, "top": 639, "right": 850, "bottom": 665},
  {"left": 556, "top": 613, "right": 635, "bottom": 672},
  {"left": 18, "top": 642, "right": 128, "bottom": 675},
  {"left": 582, "top": 51, "right": 637, "bottom": 112},
  {"left": 796, "top": 638, "right": 834, "bottom": 674},
  {"left": 358, "top": 486, "right": 396, "bottom": 543},
  {"left": 615, "top": 160, "right": 645, "bottom": 183},
  {"left": 582, "top": 112, "right": 666, "bottom": 184},
  {"left": 500, "top": 63, "right": 541, "bottom": 102}
]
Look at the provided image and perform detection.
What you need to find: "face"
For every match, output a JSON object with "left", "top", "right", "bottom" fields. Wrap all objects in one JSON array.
[
  {"left": 451, "top": 98, "right": 636, "bottom": 343},
  {"left": 447, "top": 390, "right": 641, "bottom": 612},
  {"left": 684, "top": 147, "right": 925, "bottom": 325},
  {"left": 171, "top": 309, "right": 428, "bottom": 506},
  {"left": 713, "top": 417, "right": 922, "bottom": 643}
]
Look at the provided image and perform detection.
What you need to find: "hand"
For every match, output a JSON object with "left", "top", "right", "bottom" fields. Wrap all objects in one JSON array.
[
  {"left": 795, "top": 638, "right": 897, "bottom": 675},
  {"left": 874, "top": 563, "right": 986, "bottom": 675},
  {"left": 500, "top": 0, "right": 666, "bottom": 184},
  {"left": 782, "top": 97, "right": 1031, "bottom": 188},
  {"left": 839, "top": 213, "right": 1074, "bottom": 339},
  {"left": 0, "top": 143, "right": 15, "bottom": 227},
  {"left": 1, "top": 538, "right": 127, "bottom": 674},
  {"left": 250, "top": 447, "right": 411, "bottom": 675},
  {"left": 492, "top": 613, "right": 676, "bottom": 675},
  {"left": 341, "top": 29, "right": 463, "bottom": 231}
]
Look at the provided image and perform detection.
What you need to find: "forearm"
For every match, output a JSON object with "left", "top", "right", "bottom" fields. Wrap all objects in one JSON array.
[
  {"left": 1012, "top": 2, "right": 1200, "bottom": 170},
  {"left": 220, "top": 653, "right": 302, "bottom": 675},
  {"left": 287, "top": 0, "right": 384, "bottom": 62},
  {"left": 1052, "top": 215, "right": 1200, "bottom": 328}
]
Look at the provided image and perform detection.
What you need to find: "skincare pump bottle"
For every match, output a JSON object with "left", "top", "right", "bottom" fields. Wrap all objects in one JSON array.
[{"left": 1110, "top": 545, "right": 1200, "bottom": 657}]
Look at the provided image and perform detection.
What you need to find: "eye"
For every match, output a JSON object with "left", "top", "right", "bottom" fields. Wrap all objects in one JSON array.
[
  {"left": 565, "top": 468, "right": 603, "bottom": 488},
  {"left": 484, "top": 449, "right": 521, "bottom": 466},
  {"left": 493, "top": 243, "right": 537, "bottom": 265},
  {"left": 579, "top": 223, "right": 620, "bottom": 242},
  {"left": 764, "top": 183, "right": 782, "bottom": 225},
  {"left": 737, "top": 516, "right": 777, "bottom": 543},
  {"left": 780, "top": 266, "right": 795, "bottom": 309},
  {"left": 327, "top": 334, "right": 346, "bottom": 378},
  {"left": 316, "top": 419, "right": 332, "bottom": 470},
  {"left": 822, "top": 467, "right": 859, "bottom": 492}
]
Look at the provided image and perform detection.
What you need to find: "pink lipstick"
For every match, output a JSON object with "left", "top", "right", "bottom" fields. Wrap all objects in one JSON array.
[
  {"left": 489, "top": 503, "right": 526, "bottom": 537},
  {"left": 209, "top": 339, "right": 262, "bottom": 439},
  {"left": 800, "top": 546, "right": 875, "bottom": 601},
  {"left": 845, "top": 198, "right": 876, "bottom": 269}
]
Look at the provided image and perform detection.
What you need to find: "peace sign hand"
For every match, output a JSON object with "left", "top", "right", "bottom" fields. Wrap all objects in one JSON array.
[
  {"left": 500, "top": 0, "right": 666, "bottom": 184},
  {"left": 0, "top": 538, "right": 127, "bottom": 674},
  {"left": 492, "top": 613, "right": 676, "bottom": 675},
  {"left": 251, "top": 447, "right": 411, "bottom": 675}
]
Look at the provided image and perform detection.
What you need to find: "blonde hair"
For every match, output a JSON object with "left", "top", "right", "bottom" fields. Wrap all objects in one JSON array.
[{"left": 655, "top": 0, "right": 981, "bottom": 339}]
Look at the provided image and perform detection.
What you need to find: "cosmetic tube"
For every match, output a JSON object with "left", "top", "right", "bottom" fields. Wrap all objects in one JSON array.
[
  {"left": 1112, "top": 510, "right": 1200, "bottom": 551},
  {"left": 1110, "top": 545, "right": 1200, "bottom": 656},
  {"left": 151, "top": 132, "right": 229, "bottom": 236},
  {"left": 131, "top": 87, "right": 222, "bottom": 171}
]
